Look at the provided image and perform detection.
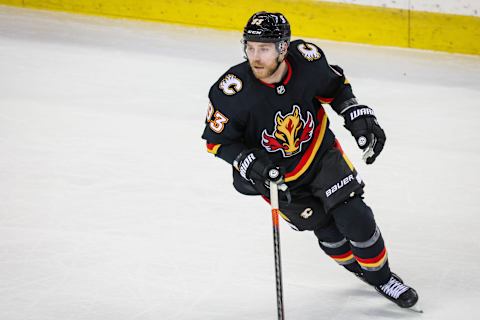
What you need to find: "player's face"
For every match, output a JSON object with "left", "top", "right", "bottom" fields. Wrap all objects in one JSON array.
[{"left": 245, "top": 42, "right": 279, "bottom": 80}]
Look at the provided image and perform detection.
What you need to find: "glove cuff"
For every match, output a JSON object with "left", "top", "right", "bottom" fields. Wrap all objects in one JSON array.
[
  {"left": 342, "top": 105, "right": 376, "bottom": 124},
  {"left": 234, "top": 148, "right": 271, "bottom": 181}
]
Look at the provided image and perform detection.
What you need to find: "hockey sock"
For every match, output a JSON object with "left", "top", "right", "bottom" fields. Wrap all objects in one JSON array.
[
  {"left": 330, "top": 196, "right": 391, "bottom": 286},
  {"left": 349, "top": 226, "right": 391, "bottom": 286},
  {"left": 314, "top": 224, "right": 362, "bottom": 274}
]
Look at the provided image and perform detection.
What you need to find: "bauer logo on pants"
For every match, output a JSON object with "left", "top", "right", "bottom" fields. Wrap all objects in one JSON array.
[{"left": 326, "top": 174, "right": 354, "bottom": 198}]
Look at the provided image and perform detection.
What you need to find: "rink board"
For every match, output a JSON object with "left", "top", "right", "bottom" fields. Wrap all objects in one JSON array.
[{"left": 0, "top": 1, "right": 479, "bottom": 54}]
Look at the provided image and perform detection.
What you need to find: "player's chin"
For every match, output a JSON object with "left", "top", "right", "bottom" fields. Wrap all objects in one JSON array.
[{"left": 252, "top": 68, "right": 268, "bottom": 79}]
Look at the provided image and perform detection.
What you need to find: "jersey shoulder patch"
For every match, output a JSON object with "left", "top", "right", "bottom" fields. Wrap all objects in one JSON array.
[
  {"left": 219, "top": 73, "right": 243, "bottom": 95},
  {"left": 291, "top": 39, "right": 323, "bottom": 62},
  {"left": 215, "top": 62, "right": 250, "bottom": 96}
]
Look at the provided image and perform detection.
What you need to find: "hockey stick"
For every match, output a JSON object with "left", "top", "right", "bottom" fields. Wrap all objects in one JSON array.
[
  {"left": 269, "top": 178, "right": 285, "bottom": 320},
  {"left": 362, "top": 134, "right": 376, "bottom": 163}
]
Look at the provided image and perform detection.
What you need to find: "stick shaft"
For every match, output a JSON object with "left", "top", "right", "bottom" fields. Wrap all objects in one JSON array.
[{"left": 270, "top": 181, "right": 284, "bottom": 320}]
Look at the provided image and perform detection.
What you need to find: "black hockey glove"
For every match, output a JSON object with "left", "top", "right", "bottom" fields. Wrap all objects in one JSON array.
[
  {"left": 342, "top": 105, "right": 386, "bottom": 164},
  {"left": 234, "top": 149, "right": 284, "bottom": 183},
  {"left": 234, "top": 149, "right": 291, "bottom": 203}
]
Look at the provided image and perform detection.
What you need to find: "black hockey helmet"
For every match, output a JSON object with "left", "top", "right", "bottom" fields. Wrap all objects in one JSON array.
[{"left": 243, "top": 11, "right": 291, "bottom": 44}]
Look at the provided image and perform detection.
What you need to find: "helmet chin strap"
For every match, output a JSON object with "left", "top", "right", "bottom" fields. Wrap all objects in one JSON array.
[{"left": 271, "top": 41, "right": 288, "bottom": 77}]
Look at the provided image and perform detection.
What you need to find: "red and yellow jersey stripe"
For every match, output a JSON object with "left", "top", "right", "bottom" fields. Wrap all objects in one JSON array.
[
  {"left": 334, "top": 139, "right": 355, "bottom": 171},
  {"left": 315, "top": 96, "right": 334, "bottom": 104},
  {"left": 285, "top": 107, "right": 328, "bottom": 183},
  {"left": 206, "top": 143, "right": 221, "bottom": 155}
]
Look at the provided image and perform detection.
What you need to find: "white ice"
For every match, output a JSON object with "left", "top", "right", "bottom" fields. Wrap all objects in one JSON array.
[{"left": 1, "top": 5, "right": 480, "bottom": 320}]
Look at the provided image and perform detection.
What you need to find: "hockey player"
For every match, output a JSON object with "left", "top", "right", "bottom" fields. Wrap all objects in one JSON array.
[{"left": 201, "top": 11, "right": 418, "bottom": 309}]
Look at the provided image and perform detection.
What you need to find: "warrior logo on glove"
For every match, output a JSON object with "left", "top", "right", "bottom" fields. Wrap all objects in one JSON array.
[{"left": 261, "top": 105, "right": 314, "bottom": 157}]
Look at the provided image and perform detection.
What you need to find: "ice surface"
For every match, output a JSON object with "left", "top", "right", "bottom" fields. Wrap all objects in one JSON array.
[{"left": 1, "top": 5, "right": 480, "bottom": 320}]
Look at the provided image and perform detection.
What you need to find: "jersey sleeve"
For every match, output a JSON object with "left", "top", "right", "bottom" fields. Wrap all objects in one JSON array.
[
  {"left": 201, "top": 77, "right": 248, "bottom": 164},
  {"left": 322, "top": 63, "right": 358, "bottom": 114},
  {"left": 292, "top": 40, "right": 358, "bottom": 114}
]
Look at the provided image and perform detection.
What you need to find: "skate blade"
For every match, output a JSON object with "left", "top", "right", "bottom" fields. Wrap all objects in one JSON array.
[{"left": 405, "top": 305, "right": 423, "bottom": 313}]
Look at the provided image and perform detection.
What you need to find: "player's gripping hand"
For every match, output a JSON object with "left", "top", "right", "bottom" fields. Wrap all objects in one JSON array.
[
  {"left": 234, "top": 149, "right": 284, "bottom": 183},
  {"left": 342, "top": 105, "right": 386, "bottom": 164}
]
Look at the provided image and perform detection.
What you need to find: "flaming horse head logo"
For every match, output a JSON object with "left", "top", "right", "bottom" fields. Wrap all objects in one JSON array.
[{"left": 261, "top": 105, "right": 315, "bottom": 157}]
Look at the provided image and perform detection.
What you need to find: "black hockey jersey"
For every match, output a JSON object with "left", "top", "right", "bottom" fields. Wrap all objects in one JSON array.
[{"left": 202, "top": 39, "right": 356, "bottom": 191}]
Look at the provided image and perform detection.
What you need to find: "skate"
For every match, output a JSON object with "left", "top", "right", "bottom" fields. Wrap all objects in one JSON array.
[{"left": 375, "top": 273, "right": 419, "bottom": 309}]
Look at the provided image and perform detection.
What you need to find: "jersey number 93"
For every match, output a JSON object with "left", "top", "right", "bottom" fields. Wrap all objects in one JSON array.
[{"left": 206, "top": 100, "right": 229, "bottom": 133}]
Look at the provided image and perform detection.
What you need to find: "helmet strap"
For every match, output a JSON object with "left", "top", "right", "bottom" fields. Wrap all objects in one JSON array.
[
  {"left": 276, "top": 40, "right": 288, "bottom": 55},
  {"left": 272, "top": 41, "right": 288, "bottom": 74}
]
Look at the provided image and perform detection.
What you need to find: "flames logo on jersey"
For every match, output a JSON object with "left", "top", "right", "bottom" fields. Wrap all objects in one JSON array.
[
  {"left": 297, "top": 43, "right": 322, "bottom": 61},
  {"left": 219, "top": 74, "right": 242, "bottom": 95},
  {"left": 262, "top": 105, "right": 314, "bottom": 157}
]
